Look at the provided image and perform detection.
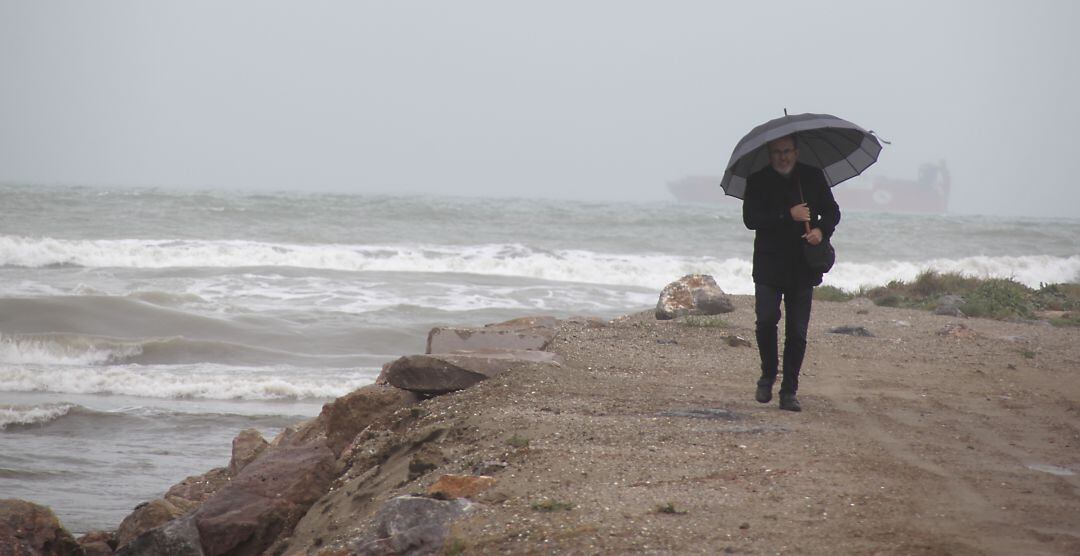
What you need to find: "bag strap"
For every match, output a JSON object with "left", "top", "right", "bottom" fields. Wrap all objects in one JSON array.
[{"left": 794, "top": 172, "right": 811, "bottom": 235}]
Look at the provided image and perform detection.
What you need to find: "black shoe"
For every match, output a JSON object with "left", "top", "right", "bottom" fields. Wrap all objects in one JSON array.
[
  {"left": 779, "top": 394, "right": 801, "bottom": 412},
  {"left": 755, "top": 384, "right": 772, "bottom": 404}
]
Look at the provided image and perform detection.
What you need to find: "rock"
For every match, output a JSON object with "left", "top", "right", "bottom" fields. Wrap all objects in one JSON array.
[
  {"left": 0, "top": 499, "right": 81, "bottom": 556},
  {"left": 164, "top": 467, "right": 231, "bottom": 509},
  {"left": 939, "top": 323, "right": 977, "bottom": 339},
  {"left": 934, "top": 294, "right": 966, "bottom": 317},
  {"left": 828, "top": 325, "right": 875, "bottom": 337},
  {"left": 470, "top": 460, "right": 508, "bottom": 476},
  {"left": 380, "top": 351, "right": 564, "bottom": 396},
  {"left": 427, "top": 316, "right": 557, "bottom": 354},
  {"left": 426, "top": 475, "right": 497, "bottom": 499},
  {"left": 115, "top": 515, "right": 204, "bottom": 556},
  {"left": 269, "top": 416, "right": 327, "bottom": 449},
  {"left": 77, "top": 531, "right": 116, "bottom": 556},
  {"left": 116, "top": 498, "right": 187, "bottom": 548},
  {"left": 349, "top": 496, "right": 471, "bottom": 556},
  {"left": 320, "top": 384, "right": 420, "bottom": 457},
  {"left": 192, "top": 442, "right": 336, "bottom": 556},
  {"left": 655, "top": 274, "right": 734, "bottom": 320},
  {"left": 725, "top": 334, "right": 752, "bottom": 348},
  {"left": 228, "top": 428, "right": 269, "bottom": 475}
]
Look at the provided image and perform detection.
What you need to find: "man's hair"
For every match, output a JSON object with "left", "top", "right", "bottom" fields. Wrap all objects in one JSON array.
[{"left": 768, "top": 133, "right": 799, "bottom": 150}]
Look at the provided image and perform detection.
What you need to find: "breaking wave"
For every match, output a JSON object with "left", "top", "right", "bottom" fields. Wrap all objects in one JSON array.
[
  {"left": 0, "top": 365, "right": 376, "bottom": 401},
  {"left": 0, "top": 403, "right": 76, "bottom": 429},
  {"left": 2, "top": 236, "right": 1076, "bottom": 292}
]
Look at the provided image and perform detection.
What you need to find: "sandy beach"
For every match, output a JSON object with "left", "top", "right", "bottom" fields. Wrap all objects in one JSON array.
[
  {"left": 267, "top": 295, "right": 1080, "bottom": 555},
  {"left": 6, "top": 293, "right": 1080, "bottom": 555}
]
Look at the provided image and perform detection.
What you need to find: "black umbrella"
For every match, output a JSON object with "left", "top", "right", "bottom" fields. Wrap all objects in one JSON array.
[{"left": 720, "top": 112, "right": 885, "bottom": 199}]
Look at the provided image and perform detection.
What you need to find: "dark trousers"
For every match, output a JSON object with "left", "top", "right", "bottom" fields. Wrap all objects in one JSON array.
[{"left": 755, "top": 283, "right": 813, "bottom": 395}]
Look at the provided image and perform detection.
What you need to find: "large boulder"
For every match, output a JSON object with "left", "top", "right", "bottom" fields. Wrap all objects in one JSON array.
[
  {"left": 349, "top": 496, "right": 472, "bottom": 555},
  {"left": 426, "top": 316, "right": 558, "bottom": 354},
  {"left": 379, "top": 351, "right": 564, "bottom": 396},
  {"left": 228, "top": 428, "right": 269, "bottom": 475},
  {"left": 76, "top": 531, "right": 116, "bottom": 556},
  {"left": 116, "top": 498, "right": 188, "bottom": 548},
  {"left": 192, "top": 442, "right": 336, "bottom": 556},
  {"left": 0, "top": 499, "right": 81, "bottom": 556},
  {"left": 655, "top": 274, "right": 734, "bottom": 320},
  {"left": 268, "top": 416, "right": 326, "bottom": 449},
  {"left": 115, "top": 515, "right": 204, "bottom": 556},
  {"left": 320, "top": 384, "right": 420, "bottom": 457},
  {"left": 163, "top": 467, "right": 231, "bottom": 510}
]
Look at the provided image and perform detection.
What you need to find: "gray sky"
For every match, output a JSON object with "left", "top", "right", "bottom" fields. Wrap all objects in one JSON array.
[{"left": 2, "top": 1, "right": 1078, "bottom": 217}]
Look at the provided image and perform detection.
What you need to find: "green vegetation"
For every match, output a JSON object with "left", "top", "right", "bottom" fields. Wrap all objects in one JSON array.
[
  {"left": 818, "top": 271, "right": 1080, "bottom": 327},
  {"left": 678, "top": 315, "right": 730, "bottom": 328},
  {"left": 531, "top": 499, "right": 575, "bottom": 512},
  {"left": 814, "top": 285, "right": 855, "bottom": 302}
]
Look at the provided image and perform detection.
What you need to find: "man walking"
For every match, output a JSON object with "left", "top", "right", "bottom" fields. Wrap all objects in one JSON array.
[{"left": 742, "top": 134, "right": 840, "bottom": 411}]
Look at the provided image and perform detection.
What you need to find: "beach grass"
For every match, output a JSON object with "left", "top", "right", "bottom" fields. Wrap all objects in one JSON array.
[{"left": 822, "top": 271, "right": 1080, "bottom": 326}]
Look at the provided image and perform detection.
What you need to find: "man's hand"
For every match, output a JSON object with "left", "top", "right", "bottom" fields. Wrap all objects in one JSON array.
[
  {"left": 790, "top": 203, "right": 810, "bottom": 222},
  {"left": 802, "top": 228, "right": 823, "bottom": 245}
]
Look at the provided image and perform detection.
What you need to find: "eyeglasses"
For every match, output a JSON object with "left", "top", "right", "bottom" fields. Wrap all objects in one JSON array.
[{"left": 769, "top": 148, "right": 796, "bottom": 157}]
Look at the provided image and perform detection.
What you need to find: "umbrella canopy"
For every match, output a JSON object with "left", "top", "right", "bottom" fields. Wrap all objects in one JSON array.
[{"left": 720, "top": 112, "right": 884, "bottom": 199}]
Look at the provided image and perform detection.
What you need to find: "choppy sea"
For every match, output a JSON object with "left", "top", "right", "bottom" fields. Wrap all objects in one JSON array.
[{"left": 2, "top": 184, "right": 1078, "bottom": 533}]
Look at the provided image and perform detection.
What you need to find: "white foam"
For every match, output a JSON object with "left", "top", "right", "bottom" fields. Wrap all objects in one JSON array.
[
  {"left": 0, "top": 403, "right": 76, "bottom": 429},
  {"left": 0, "top": 364, "right": 376, "bottom": 401},
  {"left": 2, "top": 236, "right": 1076, "bottom": 294},
  {"left": 0, "top": 334, "right": 143, "bottom": 366}
]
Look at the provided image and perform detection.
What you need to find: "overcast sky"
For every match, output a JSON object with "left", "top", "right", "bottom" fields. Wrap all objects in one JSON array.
[{"left": 2, "top": 1, "right": 1078, "bottom": 217}]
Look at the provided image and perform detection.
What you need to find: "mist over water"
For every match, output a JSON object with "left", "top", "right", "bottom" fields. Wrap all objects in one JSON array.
[{"left": 1, "top": 183, "right": 1078, "bottom": 532}]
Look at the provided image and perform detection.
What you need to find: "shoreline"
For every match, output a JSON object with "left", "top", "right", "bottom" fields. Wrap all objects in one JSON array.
[{"left": 6, "top": 294, "right": 1080, "bottom": 554}]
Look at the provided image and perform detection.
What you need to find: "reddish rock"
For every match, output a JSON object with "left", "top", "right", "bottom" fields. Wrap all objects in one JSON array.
[
  {"left": 426, "top": 474, "right": 497, "bottom": 499},
  {"left": 269, "top": 416, "right": 327, "bottom": 449},
  {"left": 193, "top": 442, "right": 335, "bottom": 556},
  {"left": 0, "top": 499, "right": 81, "bottom": 556},
  {"left": 379, "top": 351, "right": 564, "bottom": 396},
  {"left": 320, "top": 384, "right": 420, "bottom": 457},
  {"left": 116, "top": 498, "right": 187, "bottom": 548},
  {"left": 655, "top": 274, "right": 734, "bottom": 320},
  {"left": 228, "top": 428, "right": 269, "bottom": 475},
  {"left": 76, "top": 531, "right": 116, "bottom": 556},
  {"left": 164, "top": 467, "right": 231, "bottom": 508}
]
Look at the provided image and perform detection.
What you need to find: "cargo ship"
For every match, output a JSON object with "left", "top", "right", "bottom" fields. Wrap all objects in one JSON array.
[{"left": 668, "top": 161, "right": 950, "bottom": 214}]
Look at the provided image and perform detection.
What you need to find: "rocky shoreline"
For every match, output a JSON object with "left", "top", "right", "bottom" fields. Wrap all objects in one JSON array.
[{"left": 3, "top": 277, "right": 1080, "bottom": 555}]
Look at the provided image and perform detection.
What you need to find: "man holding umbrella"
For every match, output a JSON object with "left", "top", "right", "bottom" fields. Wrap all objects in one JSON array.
[
  {"left": 743, "top": 133, "right": 839, "bottom": 412},
  {"left": 722, "top": 112, "right": 882, "bottom": 412}
]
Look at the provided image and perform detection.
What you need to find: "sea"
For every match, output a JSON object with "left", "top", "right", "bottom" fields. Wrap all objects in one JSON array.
[{"left": 2, "top": 183, "right": 1078, "bottom": 533}]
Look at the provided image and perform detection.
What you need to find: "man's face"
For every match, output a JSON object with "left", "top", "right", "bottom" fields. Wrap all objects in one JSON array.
[{"left": 768, "top": 137, "right": 798, "bottom": 177}]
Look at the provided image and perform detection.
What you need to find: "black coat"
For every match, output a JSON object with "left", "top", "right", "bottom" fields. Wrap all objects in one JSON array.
[{"left": 742, "top": 162, "right": 841, "bottom": 290}]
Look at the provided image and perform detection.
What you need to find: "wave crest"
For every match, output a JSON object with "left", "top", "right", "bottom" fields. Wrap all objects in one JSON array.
[{"left": 0, "top": 403, "right": 76, "bottom": 429}]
